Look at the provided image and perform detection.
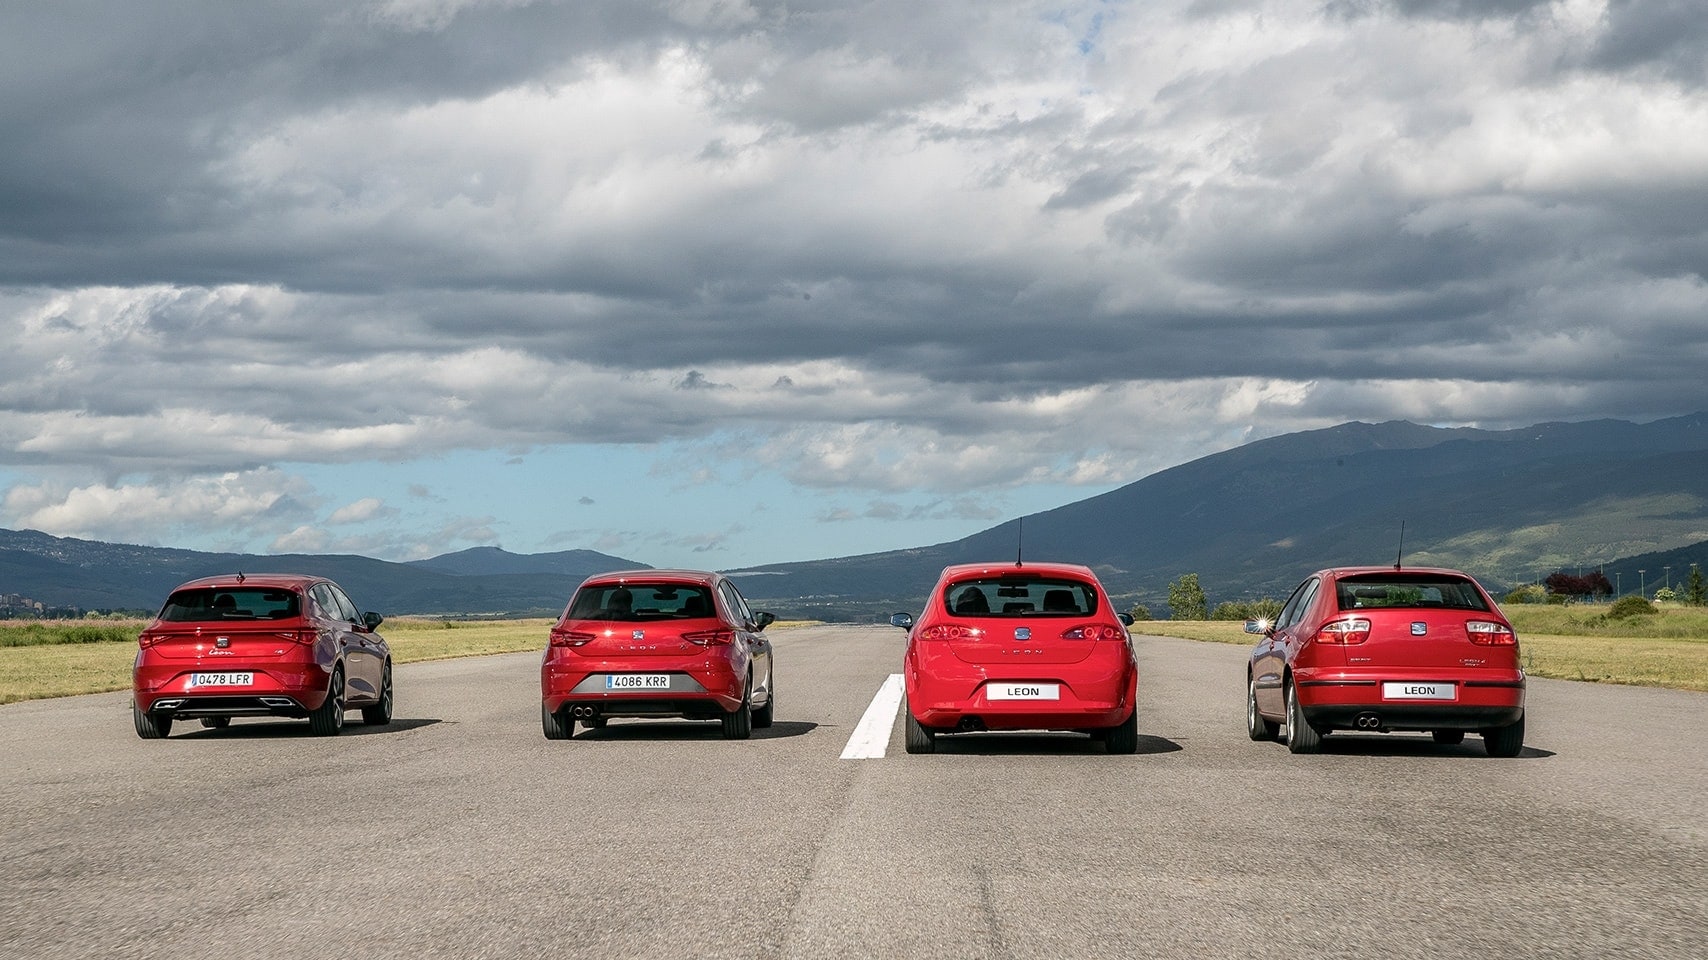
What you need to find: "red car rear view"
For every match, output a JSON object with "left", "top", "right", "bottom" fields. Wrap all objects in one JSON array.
[
  {"left": 895, "top": 562, "right": 1139, "bottom": 754},
  {"left": 1245, "top": 566, "right": 1526, "bottom": 756},
  {"left": 132, "top": 574, "right": 392, "bottom": 738},
  {"left": 541, "top": 570, "right": 776, "bottom": 740}
]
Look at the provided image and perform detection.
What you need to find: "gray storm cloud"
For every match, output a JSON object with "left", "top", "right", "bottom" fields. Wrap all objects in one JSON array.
[{"left": 2, "top": 0, "right": 1706, "bottom": 551}]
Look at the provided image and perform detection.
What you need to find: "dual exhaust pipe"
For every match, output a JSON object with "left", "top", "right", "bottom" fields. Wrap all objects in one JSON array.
[
  {"left": 569, "top": 705, "right": 600, "bottom": 719},
  {"left": 957, "top": 716, "right": 986, "bottom": 732},
  {"left": 1355, "top": 713, "right": 1382, "bottom": 730}
]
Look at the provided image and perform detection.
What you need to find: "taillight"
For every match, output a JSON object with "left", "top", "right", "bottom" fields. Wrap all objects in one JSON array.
[
  {"left": 1466, "top": 620, "right": 1517, "bottom": 645},
  {"left": 1061, "top": 624, "right": 1125, "bottom": 641},
  {"left": 549, "top": 629, "right": 595, "bottom": 648},
  {"left": 683, "top": 629, "right": 734, "bottom": 646},
  {"left": 916, "top": 624, "right": 982, "bottom": 641},
  {"left": 277, "top": 631, "right": 316, "bottom": 645},
  {"left": 1314, "top": 618, "right": 1370, "bottom": 645},
  {"left": 138, "top": 631, "right": 161, "bottom": 649}
]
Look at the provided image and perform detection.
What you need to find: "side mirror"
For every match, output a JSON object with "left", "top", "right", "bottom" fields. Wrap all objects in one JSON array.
[
  {"left": 752, "top": 611, "right": 776, "bottom": 631},
  {"left": 362, "top": 611, "right": 384, "bottom": 631},
  {"left": 889, "top": 612, "right": 914, "bottom": 630},
  {"left": 1117, "top": 612, "right": 1134, "bottom": 626},
  {"left": 1243, "top": 618, "right": 1272, "bottom": 636}
]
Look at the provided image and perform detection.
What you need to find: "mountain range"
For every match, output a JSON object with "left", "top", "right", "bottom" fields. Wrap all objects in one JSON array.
[{"left": 4, "top": 413, "right": 1707, "bottom": 619}]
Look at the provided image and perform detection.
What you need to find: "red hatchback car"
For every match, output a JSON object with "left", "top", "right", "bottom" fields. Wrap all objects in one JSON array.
[
  {"left": 1245, "top": 566, "right": 1526, "bottom": 756},
  {"left": 541, "top": 570, "right": 776, "bottom": 740},
  {"left": 132, "top": 574, "right": 392, "bottom": 738},
  {"left": 894, "top": 562, "right": 1139, "bottom": 754}
]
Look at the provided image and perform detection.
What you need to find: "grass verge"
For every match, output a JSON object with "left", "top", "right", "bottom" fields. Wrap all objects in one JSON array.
[
  {"left": 0, "top": 617, "right": 822, "bottom": 705},
  {"left": 1133, "top": 612, "right": 1708, "bottom": 693}
]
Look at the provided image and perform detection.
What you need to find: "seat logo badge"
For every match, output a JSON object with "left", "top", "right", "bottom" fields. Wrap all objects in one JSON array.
[
  {"left": 632, "top": 630, "right": 645, "bottom": 641},
  {"left": 215, "top": 636, "right": 231, "bottom": 648},
  {"left": 1411, "top": 622, "right": 1427, "bottom": 636},
  {"left": 1014, "top": 628, "right": 1031, "bottom": 641}
]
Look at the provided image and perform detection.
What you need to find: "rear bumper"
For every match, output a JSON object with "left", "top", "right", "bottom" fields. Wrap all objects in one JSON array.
[
  {"left": 132, "top": 654, "right": 332, "bottom": 714},
  {"left": 542, "top": 657, "right": 745, "bottom": 715},
  {"left": 1296, "top": 668, "right": 1525, "bottom": 732},
  {"left": 907, "top": 668, "right": 1138, "bottom": 733}
]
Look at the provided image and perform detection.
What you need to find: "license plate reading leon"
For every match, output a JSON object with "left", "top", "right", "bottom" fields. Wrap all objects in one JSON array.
[
  {"left": 605, "top": 674, "right": 670, "bottom": 690},
  {"left": 987, "top": 682, "right": 1060, "bottom": 701},
  {"left": 1383, "top": 681, "right": 1457, "bottom": 701},
  {"left": 189, "top": 672, "right": 254, "bottom": 688}
]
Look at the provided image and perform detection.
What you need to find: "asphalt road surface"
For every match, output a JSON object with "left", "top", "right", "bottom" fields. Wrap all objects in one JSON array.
[{"left": 4, "top": 626, "right": 1705, "bottom": 960}]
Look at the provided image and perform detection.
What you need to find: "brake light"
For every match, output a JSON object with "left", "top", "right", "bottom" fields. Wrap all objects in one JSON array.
[
  {"left": 1314, "top": 618, "right": 1370, "bottom": 644},
  {"left": 916, "top": 624, "right": 982, "bottom": 641},
  {"left": 1466, "top": 620, "right": 1517, "bottom": 645},
  {"left": 277, "top": 630, "right": 316, "bottom": 645},
  {"left": 549, "top": 629, "right": 595, "bottom": 647},
  {"left": 683, "top": 629, "right": 734, "bottom": 646},
  {"left": 138, "top": 631, "right": 161, "bottom": 649},
  {"left": 1061, "top": 624, "right": 1125, "bottom": 641}
]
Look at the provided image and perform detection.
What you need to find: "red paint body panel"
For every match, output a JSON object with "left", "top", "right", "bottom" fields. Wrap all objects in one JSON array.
[
  {"left": 904, "top": 562, "right": 1138, "bottom": 735},
  {"left": 1249, "top": 566, "right": 1525, "bottom": 735},
  {"left": 540, "top": 569, "right": 774, "bottom": 721},
  {"left": 132, "top": 573, "right": 389, "bottom": 729}
]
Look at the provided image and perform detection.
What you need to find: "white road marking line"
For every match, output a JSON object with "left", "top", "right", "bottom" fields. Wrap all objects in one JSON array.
[{"left": 840, "top": 673, "right": 904, "bottom": 759}]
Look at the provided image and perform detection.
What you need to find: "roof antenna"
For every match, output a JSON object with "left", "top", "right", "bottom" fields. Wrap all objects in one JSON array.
[
  {"left": 1015, "top": 517, "right": 1024, "bottom": 567},
  {"left": 1393, "top": 522, "right": 1405, "bottom": 571},
  {"left": 236, "top": 571, "right": 246, "bottom": 583}
]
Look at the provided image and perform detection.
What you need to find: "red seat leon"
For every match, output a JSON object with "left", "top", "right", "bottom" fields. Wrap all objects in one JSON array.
[
  {"left": 541, "top": 570, "right": 776, "bottom": 740},
  {"left": 1245, "top": 566, "right": 1526, "bottom": 756},
  {"left": 895, "top": 562, "right": 1139, "bottom": 754},
  {"left": 132, "top": 574, "right": 393, "bottom": 738}
]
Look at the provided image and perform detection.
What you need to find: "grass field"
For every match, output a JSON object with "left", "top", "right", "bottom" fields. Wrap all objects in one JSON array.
[
  {"left": 3, "top": 609, "right": 1704, "bottom": 704},
  {"left": 1134, "top": 604, "right": 1708, "bottom": 693},
  {"left": 0, "top": 617, "right": 823, "bottom": 705}
]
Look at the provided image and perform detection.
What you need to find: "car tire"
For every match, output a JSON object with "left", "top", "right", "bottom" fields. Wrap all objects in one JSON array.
[
  {"left": 752, "top": 680, "right": 775, "bottom": 729},
  {"left": 903, "top": 702, "right": 935, "bottom": 754},
  {"left": 1432, "top": 729, "right": 1465, "bottom": 745},
  {"left": 1284, "top": 680, "right": 1322, "bottom": 754},
  {"left": 308, "top": 666, "right": 345, "bottom": 737},
  {"left": 1246, "top": 676, "right": 1277, "bottom": 741},
  {"left": 542, "top": 702, "right": 573, "bottom": 740},
  {"left": 721, "top": 679, "right": 753, "bottom": 740},
  {"left": 361, "top": 662, "right": 394, "bottom": 726},
  {"left": 199, "top": 717, "right": 231, "bottom": 729},
  {"left": 1104, "top": 706, "right": 1139, "bottom": 755},
  {"left": 133, "top": 700, "right": 171, "bottom": 739},
  {"left": 1482, "top": 715, "right": 1525, "bottom": 758}
]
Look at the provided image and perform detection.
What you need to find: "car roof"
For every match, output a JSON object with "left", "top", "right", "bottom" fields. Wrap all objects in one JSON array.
[
  {"left": 577, "top": 569, "right": 721, "bottom": 588},
  {"left": 170, "top": 574, "right": 323, "bottom": 591},
  {"left": 937, "top": 561, "right": 1100, "bottom": 581}
]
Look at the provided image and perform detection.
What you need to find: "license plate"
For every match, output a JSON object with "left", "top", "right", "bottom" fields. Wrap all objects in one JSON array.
[
  {"left": 1383, "top": 681, "right": 1457, "bottom": 701},
  {"left": 189, "top": 672, "right": 254, "bottom": 688},
  {"left": 605, "top": 674, "right": 670, "bottom": 690},
  {"left": 987, "top": 682, "right": 1060, "bottom": 701}
]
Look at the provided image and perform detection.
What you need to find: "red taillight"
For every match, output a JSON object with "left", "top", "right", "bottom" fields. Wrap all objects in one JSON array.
[
  {"left": 916, "top": 624, "right": 982, "bottom": 641},
  {"left": 1466, "top": 620, "right": 1517, "bottom": 645},
  {"left": 1314, "top": 618, "right": 1371, "bottom": 645},
  {"left": 1061, "top": 624, "right": 1125, "bottom": 641},
  {"left": 278, "top": 630, "right": 316, "bottom": 645},
  {"left": 138, "top": 631, "right": 161, "bottom": 649},
  {"left": 683, "top": 629, "right": 734, "bottom": 646},
  {"left": 549, "top": 629, "right": 595, "bottom": 648}
]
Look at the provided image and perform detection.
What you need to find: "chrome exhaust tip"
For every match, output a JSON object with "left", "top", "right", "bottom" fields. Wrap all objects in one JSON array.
[
  {"left": 571, "top": 705, "right": 597, "bottom": 719},
  {"left": 957, "top": 716, "right": 985, "bottom": 732},
  {"left": 260, "top": 697, "right": 295, "bottom": 708},
  {"left": 1355, "top": 713, "right": 1381, "bottom": 730}
]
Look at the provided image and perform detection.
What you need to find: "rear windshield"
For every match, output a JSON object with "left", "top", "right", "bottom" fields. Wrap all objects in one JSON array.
[
  {"left": 941, "top": 577, "right": 1099, "bottom": 617},
  {"left": 565, "top": 583, "right": 717, "bottom": 621},
  {"left": 1335, "top": 575, "right": 1489, "bottom": 612},
  {"left": 159, "top": 588, "right": 302, "bottom": 622}
]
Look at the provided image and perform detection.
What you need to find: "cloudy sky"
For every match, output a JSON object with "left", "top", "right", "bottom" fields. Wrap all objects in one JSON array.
[{"left": 2, "top": 0, "right": 1705, "bottom": 570}]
